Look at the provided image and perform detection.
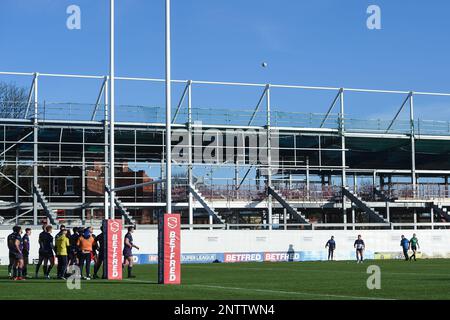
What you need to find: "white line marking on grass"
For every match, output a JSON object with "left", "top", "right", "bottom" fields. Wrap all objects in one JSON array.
[
  {"left": 122, "top": 279, "right": 393, "bottom": 300},
  {"left": 191, "top": 284, "right": 395, "bottom": 300},
  {"left": 122, "top": 278, "right": 155, "bottom": 284}
]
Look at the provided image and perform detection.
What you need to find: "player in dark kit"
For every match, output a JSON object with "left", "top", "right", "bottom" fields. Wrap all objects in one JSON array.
[
  {"left": 354, "top": 235, "right": 365, "bottom": 263},
  {"left": 93, "top": 225, "right": 105, "bottom": 279},
  {"left": 89, "top": 226, "right": 98, "bottom": 266},
  {"left": 35, "top": 225, "right": 55, "bottom": 279},
  {"left": 68, "top": 227, "right": 81, "bottom": 266},
  {"left": 123, "top": 226, "right": 140, "bottom": 278},
  {"left": 325, "top": 236, "right": 336, "bottom": 261},
  {"left": 7, "top": 226, "right": 25, "bottom": 280},
  {"left": 22, "top": 228, "right": 31, "bottom": 278},
  {"left": 34, "top": 225, "right": 46, "bottom": 277}
]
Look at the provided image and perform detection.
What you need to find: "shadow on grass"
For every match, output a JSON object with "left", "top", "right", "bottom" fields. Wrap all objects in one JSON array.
[{"left": 0, "top": 277, "right": 158, "bottom": 286}]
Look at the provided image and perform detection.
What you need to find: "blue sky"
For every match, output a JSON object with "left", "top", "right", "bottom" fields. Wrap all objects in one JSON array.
[{"left": 1, "top": 0, "right": 450, "bottom": 121}]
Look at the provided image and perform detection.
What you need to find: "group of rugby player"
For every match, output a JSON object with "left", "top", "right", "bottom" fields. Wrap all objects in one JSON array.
[
  {"left": 325, "top": 234, "right": 420, "bottom": 262},
  {"left": 6, "top": 224, "right": 139, "bottom": 281}
]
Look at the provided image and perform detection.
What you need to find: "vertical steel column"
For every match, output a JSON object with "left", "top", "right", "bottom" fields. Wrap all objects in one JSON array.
[
  {"left": 430, "top": 207, "right": 434, "bottom": 230},
  {"left": 82, "top": 129, "right": 86, "bottom": 224},
  {"left": 15, "top": 152, "right": 19, "bottom": 224},
  {"left": 410, "top": 92, "right": 416, "bottom": 198},
  {"left": 445, "top": 176, "right": 449, "bottom": 198},
  {"left": 306, "top": 157, "right": 310, "bottom": 201},
  {"left": 187, "top": 81, "right": 194, "bottom": 229},
  {"left": 104, "top": 76, "right": 109, "bottom": 219},
  {"left": 352, "top": 173, "right": 356, "bottom": 230},
  {"left": 386, "top": 201, "right": 390, "bottom": 226},
  {"left": 351, "top": 207, "right": 355, "bottom": 230},
  {"left": 413, "top": 209, "right": 417, "bottom": 230},
  {"left": 266, "top": 84, "right": 272, "bottom": 230},
  {"left": 165, "top": 0, "right": 172, "bottom": 215},
  {"left": 340, "top": 89, "right": 347, "bottom": 226},
  {"left": 235, "top": 161, "right": 239, "bottom": 197},
  {"left": 373, "top": 171, "right": 377, "bottom": 188},
  {"left": 109, "top": 0, "right": 116, "bottom": 219},
  {"left": 134, "top": 130, "right": 137, "bottom": 202},
  {"left": 33, "top": 73, "right": 39, "bottom": 225}
]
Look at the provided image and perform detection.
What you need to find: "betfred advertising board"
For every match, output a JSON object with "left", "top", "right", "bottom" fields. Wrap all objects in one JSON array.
[
  {"left": 158, "top": 213, "right": 181, "bottom": 284},
  {"left": 103, "top": 219, "right": 123, "bottom": 280},
  {"left": 224, "top": 252, "right": 263, "bottom": 263}
]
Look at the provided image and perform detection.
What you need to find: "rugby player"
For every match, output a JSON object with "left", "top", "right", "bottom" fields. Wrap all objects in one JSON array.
[
  {"left": 68, "top": 227, "right": 81, "bottom": 266},
  {"left": 409, "top": 233, "right": 420, "bottom": 261},
  {"left": 400, "top": 235, "right": 410, "bottom": 261},
  {"left": 54, "top": 224, "right": 66, "bottom": 241},
  {"left": 325, "top": 236, "right": 336, "bottom": 261},
  {"left": 35, "top": 225, "right": 56, "bottom": 279},
  {"left": 22, "top": 228, "right": 31, "bottom": 278},
  {"left": 7, "top": 226, "right": 24, "bottom": 280},
  {"left": 93, "top": 225, "right": 105, "bottom": 279},
  {"left": 55, "top": 228, "right": 70, "bottom": 279},
  {"left": 89, "top": 226, "right": 98, "bottom": 266},
  {"left": 77, "top": 227, "right": 96, "bottom": 280},
  {"left": 354, "top": 235, "right": 365, "bottom": 263},
  {"left": 123, "top": 226, "right": 139, "bottom": 278}
]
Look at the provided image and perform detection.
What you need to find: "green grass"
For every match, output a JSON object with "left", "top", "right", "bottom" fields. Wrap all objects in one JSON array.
[{"left": 1, "top": 259, "right": 450, "bottom": 300}]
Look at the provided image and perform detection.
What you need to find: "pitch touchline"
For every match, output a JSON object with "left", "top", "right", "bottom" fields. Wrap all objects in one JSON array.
[{"left": 191, "top": 284, "right": 395, "bottom": 300}]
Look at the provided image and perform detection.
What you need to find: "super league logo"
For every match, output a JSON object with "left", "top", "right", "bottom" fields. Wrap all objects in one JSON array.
[
  {"left": 110, "top": 221, "right": 120, "bottom": 233},
  {"left": 167, "top": 217, "right": 178, "bottom": 229}
]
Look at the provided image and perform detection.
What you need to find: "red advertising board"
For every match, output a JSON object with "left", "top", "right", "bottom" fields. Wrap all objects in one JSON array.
[
  {"left": 158, "top": 213, "right": 181, "bottom": 284},
  {"left": 105, "top": 219, "right": 123, "bottom": 280}
]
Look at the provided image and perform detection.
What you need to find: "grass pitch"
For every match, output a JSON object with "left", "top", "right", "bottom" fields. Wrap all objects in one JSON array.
[{"left": 1, "top": 259, "right": 449, "bottom": 300}]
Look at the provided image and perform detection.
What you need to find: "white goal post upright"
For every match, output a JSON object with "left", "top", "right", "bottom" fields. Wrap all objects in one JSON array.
[
  {"left": 103, "top": 0, "right": 180, "bottom": 284},
  {"left": 109, "top": 0, "right": 116, "bottom": 221},
  {"left": 157, "top": 0, "right": 181, "bottom": 285}
]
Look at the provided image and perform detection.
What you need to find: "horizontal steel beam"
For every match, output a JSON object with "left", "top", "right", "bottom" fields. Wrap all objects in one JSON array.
[
  {"left": 107, "top": 179, "right": 167, "bottom": 193},
  {"left": 2, "top": 70, "right": 450, "bottom": 96}
]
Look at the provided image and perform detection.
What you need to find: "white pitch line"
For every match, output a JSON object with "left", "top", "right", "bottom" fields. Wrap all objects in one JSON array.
[
  {"left": 122, "top": 279, "right": 395, "bottom": 300},
  {"left": 191, "top": 284, "right": 395, "bottom": 300},
  {"left": 122, "top": 278, "right": 155, "bottom": 284}
]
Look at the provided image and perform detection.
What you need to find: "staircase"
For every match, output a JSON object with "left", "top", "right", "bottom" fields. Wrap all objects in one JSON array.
[
  {"left": 342, "top": 187, "right": 388, "bottom": 223},
  {"left": 113, "top": 197, "right": 136, "bottom": 225},
  {"left": 431, "top": 202, "right": 450, "bottom": 222},
  {"left": 33, "top": 184, "right": 58, "bottom": 225},
  {"left": 267, "top": 187, "right": 309, "bottom": 224},
  {"left": 189, "top": 185, "right": 225, "bottom": 224},
  {"left": 105, "top": 185, "right": 136, "bottom": 225}
]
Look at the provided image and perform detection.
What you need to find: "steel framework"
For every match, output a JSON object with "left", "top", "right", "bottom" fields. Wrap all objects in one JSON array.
[{"left": 1, "top": 71, "right": 450, "bottom": 230}]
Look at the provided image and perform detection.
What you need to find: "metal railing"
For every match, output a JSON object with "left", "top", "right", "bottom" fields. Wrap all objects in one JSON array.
[{"left": 1, "top": 70, "right": 450, "bottom": 136}]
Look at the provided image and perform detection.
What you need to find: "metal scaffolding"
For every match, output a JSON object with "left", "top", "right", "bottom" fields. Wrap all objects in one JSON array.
[{"left": 1, "top": 71, "right": 450, "bottom": 230}]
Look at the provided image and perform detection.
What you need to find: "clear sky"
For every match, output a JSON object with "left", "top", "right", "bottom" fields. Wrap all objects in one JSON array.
[{"left": 1, "top": 0, "right": 450, "bottom": 121}]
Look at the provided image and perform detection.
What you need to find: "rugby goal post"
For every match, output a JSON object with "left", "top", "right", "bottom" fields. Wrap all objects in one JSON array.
[
  {"left": 158, "top": 213, "right": 181, "bottom": 284},
  {"left": 103, "top": 219, "right": 123, "bottom": 280},
  {"left": 102, "top": 215, "right": 181, "bottom": 284}
]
